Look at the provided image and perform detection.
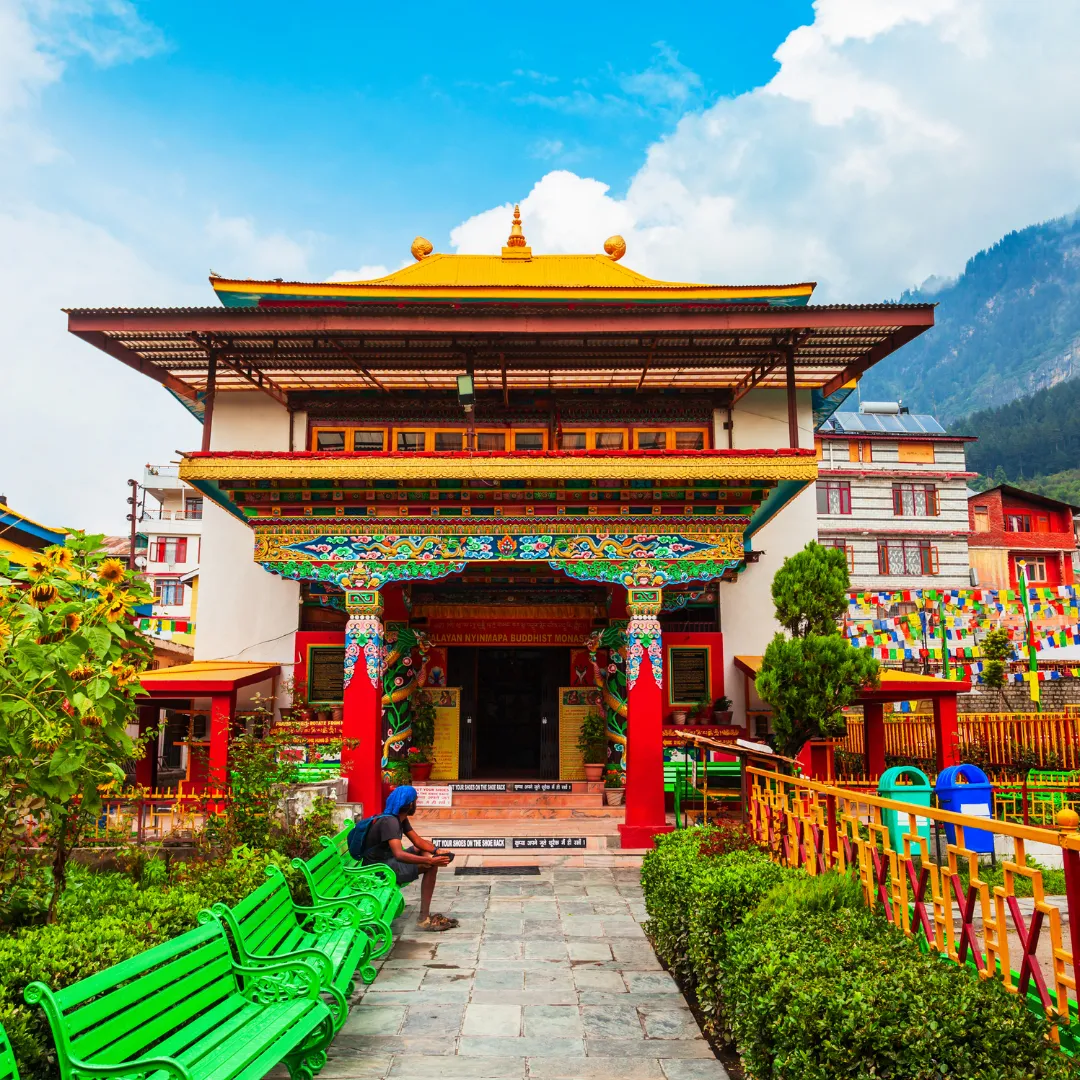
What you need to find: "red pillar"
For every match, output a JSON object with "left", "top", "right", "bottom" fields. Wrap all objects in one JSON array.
[
  {"left": 933, "top": 693, "right": 960, "bottom": 772},
  {"left": 864, "top": 701, "right": 886, "bottom": 779},
  {"left": 207, "top": 691, "right": 235, "bottom": 790},
  {"left": 134, "top": 703, "right": 158, "bottom": 790},
  {"left": 342, "top": 589, "right": 385, "bottom": 814},
  {"left": 619, "top": 587, "right": 674, "bottom": 850}
]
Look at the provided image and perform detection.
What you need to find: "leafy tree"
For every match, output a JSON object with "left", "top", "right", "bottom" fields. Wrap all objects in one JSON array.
[
  {"left": 0, "top": 535, "right": 153, "bottom": 920},
  {"left": 770, "top": 541, "right": 850, "bottom": 637},
  {"left": 980, "top": 627, "right": 1014, "bottom": 709},
  {"left": 756, "top": 541, "right": 880, "bottom": 759}
]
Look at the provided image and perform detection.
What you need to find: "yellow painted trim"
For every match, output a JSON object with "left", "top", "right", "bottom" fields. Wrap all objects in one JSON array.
[
  {"left": 0, "top": 537, "right": 43, "bottom": 566},
  {"left": 211, "top": 265, "right": 816, "bottom": 303},
  {"left": 182, "top": 454, "right": 819, "bottom": 483}
]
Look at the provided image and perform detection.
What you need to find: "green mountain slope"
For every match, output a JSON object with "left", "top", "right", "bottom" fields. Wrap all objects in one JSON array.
[
  {"left": 861, "top": 212, "right": 1080, "bottom": 423},
  {"left": 962, "top": 378, "right": 1080, "bottom": 481}
]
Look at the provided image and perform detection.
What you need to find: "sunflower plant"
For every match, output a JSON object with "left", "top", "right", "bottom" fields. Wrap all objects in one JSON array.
[{"left": 0, "top": 533, "right": 154, "bottom": 921}]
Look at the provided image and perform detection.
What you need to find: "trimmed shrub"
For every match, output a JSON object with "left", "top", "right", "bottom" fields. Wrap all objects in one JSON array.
[
  {"left": 642, "top": 826, "right": 764, "bottom": 979},
  {"left": 753, "top": 868, "right": 864, "bottom": 919},
  {"left": 0, "top": 847, "right": 296, "bottom": 1079},
  {"left": 722, "top": 905, "right": 1072, "bottom": 1080},
  {"left": 684, "top": 849, "right": 789, "bottom": 1034}
]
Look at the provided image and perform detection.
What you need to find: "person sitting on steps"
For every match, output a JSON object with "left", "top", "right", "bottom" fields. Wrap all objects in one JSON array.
[{"left": 361, "top": 784, "right": 458, "bottom": 932}]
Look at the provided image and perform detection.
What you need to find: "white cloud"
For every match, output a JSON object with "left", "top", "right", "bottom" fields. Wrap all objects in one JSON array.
[
  {"left": 618, "top": 42, "right": 702, "bottom": 110},
  {"left": 453, "top": 0, "right": 1080, "bottom": 302},
  {"left": 325, "top": 265, "right": 391, "bottom": 283},
  {"left": 204, "top": 213, "right": 313, "bottom": 281}
]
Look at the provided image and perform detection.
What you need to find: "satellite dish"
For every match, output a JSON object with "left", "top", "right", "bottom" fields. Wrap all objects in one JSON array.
[{"left": 134, "top": 555, "right": 147, "bottom": 569}]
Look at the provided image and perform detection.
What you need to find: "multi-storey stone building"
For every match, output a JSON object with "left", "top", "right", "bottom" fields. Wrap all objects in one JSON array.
[{"left": 816, "top": 404, "right": 974, "bottom": 591}]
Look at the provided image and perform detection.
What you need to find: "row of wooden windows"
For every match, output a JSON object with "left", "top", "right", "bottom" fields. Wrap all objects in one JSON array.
[
  {"left": 310, "top": 425, "right": 709, "bottom": 453},
  {"left": 815, "top": 440, "right": 938, "bottom": 464},
  {"left": 817, "top": 480, "right": 940, "bottom": 517},
  {"left": 821, "top": 538, "right": 941, "bottom": 576}
]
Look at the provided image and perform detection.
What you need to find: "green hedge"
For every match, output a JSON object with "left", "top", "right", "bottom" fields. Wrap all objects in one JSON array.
[
  {"left": 641, "top": 828, "right": 1071, "bottom": 1080},
  {"left": 0, "top": 847, "right": 297, "bottom": 1080}
]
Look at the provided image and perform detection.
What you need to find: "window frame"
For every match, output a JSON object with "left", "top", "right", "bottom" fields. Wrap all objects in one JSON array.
[
  {"left": 150, "top": 537, "right": 188, "bottom": 565},
  {"left": 891, "top": 482, "right": 939, "bottom": 518},
  {"left": 877, "top": 538, "right": 939, "bottom": 577},
  {"left": 817, "top": 479, "right": 852, "bottom": 516},
  {"left": 309, "top": 425, "right": 389, "bottom": 452},
  {"left": 1005, "top": 513, "right": 1033, "bottom": 533},
  {"left": 154, "top": 577, "right": 184, "bottom": 606},
  {"left": 821, "top": 538, "right": 856, "bottom": 573}
]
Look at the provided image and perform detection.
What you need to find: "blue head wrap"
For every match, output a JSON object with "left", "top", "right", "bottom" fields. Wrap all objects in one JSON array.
[{"left": 384, "top": 785, "right": 417, "bottom": 817}]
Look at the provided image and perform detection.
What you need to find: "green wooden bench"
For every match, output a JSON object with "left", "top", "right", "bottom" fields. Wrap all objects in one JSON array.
[
  {"left": 1, "top": 1022, "right": 20, "bottom": 1080},
  {"left": 665, "top": 760, "right": 742, "bottom": 826},
  {"left": 200, "top": 865, "right": 379, "bottom": 1032},
  {"left": 24, "top": 921, "right": 335, "bottom": 1080},
  {"left": 290, "top": 846, "right": 402, "bottom": 956}
]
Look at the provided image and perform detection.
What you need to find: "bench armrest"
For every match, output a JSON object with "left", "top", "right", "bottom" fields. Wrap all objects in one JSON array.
[
  {"left": 24, "top": 983, "right": 193, "bottom": 1080},
  {"left": 233, "top": 959, "right": 322, "bottom": 1003},
  {"left": 339, "top": 862, "right": 396, "bottom": 888},
  {"left": 237, "top": 946, "right": 335, "bottom": 985},
  {"left": 294, "top": 901, "right": 364, "bottom": 931}
]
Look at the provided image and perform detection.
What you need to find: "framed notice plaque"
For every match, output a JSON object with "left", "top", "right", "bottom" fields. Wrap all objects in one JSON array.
[
  {"left": 668, "top": 646, "right": 710, "bottom": 706},
  {"left": 307, "top": 646, "right": 345, "bottom": 704}
]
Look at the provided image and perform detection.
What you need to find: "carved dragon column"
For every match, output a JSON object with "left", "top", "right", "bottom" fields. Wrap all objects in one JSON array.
[
  {"left": 342, "top": 588, "right": 385, "bottom": 811},
  {"left": 619, "top": 586, "right": 674, "bottom": 849}
]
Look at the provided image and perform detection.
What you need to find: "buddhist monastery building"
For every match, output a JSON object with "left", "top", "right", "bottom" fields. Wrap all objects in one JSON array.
[{"left": 67, "top": 208, "right": 934, "bottom": 846}]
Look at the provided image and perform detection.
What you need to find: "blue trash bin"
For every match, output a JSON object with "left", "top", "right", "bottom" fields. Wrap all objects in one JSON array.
[
  {"left": 935, "top": 764, "right": 994, "bottom": 855},
  {"left": 878, "top": 765, "right": 933, "bottom": 854}
]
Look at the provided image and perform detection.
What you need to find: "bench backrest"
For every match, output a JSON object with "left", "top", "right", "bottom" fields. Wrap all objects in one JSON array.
[
  {"left": 26, "top": 923, "right": 238, "bottom": 1069},
  {"left": 0, "top": 1023, "right": 19, "bottom": 1080},
  {"left": 209, "top": 872, "right": 299, "bottom": 961},
  {"left": 302, "top": 843, "right": 350, "bottom": 896}
]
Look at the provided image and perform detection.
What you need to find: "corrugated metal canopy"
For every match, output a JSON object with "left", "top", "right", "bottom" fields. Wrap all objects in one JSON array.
[{"left": 65, "top": 302, "right": 935, "bottom": 401}]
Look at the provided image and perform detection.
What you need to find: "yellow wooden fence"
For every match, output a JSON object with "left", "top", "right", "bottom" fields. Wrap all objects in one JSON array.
[
  {"left": 839, "top": 712, "right": 1080, "bottom": 770},
  {"left": 749, "top": 766, "right": 1080, "bottom": 1039}
]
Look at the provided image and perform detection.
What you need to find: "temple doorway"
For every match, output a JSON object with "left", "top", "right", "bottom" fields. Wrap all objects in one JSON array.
[{"left": 449, "top": 646, "right": 567, "bottom": 778}]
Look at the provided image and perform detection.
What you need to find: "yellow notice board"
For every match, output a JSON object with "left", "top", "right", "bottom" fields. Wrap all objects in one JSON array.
[
  {"left": 425, "top": 688, "right": 461, "bottom": 780},
  {"left": 559, "top": 687, "right": 602, "bottom": 780}
]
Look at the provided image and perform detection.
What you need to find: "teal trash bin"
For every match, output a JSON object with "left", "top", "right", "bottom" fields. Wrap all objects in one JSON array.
[{"left": 878, "top": 765, "right": 933, "bottom": 854}]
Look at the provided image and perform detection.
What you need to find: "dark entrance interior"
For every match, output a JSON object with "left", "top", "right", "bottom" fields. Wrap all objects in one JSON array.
[{"left": 449, "top": 646, "right": 567, "bottom": 778}]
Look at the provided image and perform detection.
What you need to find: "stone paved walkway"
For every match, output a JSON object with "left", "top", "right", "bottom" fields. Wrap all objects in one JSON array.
[{"left": 321, "top": 866, "right": 730, "bottom": 1079}]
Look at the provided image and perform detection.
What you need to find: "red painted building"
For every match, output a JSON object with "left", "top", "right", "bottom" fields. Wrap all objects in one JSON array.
[{"left": 967, "top": 485, "right": 1078, "bottom": 590}]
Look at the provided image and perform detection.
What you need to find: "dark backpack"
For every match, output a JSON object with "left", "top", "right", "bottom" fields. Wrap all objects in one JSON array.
[{"left": 346, "top": 814, "right": 391, "bottom": 860}]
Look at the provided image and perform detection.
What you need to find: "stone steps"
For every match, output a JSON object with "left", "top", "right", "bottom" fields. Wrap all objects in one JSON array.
[{"left": 413, "top": 804, "right": 624, "bottom": 821}]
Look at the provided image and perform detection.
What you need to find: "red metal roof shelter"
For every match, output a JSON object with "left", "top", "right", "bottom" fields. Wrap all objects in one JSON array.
[{"left": 734, "top": 656, "right": 971, "bottom": 775}]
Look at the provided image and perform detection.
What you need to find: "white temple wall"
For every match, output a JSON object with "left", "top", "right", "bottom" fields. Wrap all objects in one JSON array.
[
  {"left": 714, "top": 388, "right": 818, "bottom": 728},
  {"left": 194, "top": 393, "right": 300, "bottom": 700}
]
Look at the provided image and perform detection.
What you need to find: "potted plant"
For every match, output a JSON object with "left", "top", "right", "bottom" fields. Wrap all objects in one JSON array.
[
  {"left": 713, "top": 695, "right": 733, "bottom": 724},
  {"left": 604, "top": 765, "right": 625, "bottom": 806},
  {"left": 578, "top": 709, "right": 608, "bottom": 782},
  {"left": 670, "top": 707, "right": 689, "bottom": 725},
  {"left": 407, "top": 745, "right": 433, "bottom": 783},
  {"left": 409, "top": 694, "right": 436, "bottom": 783},
  {"left": 386, "top": 760, "right": 412, "bottom": 789}
]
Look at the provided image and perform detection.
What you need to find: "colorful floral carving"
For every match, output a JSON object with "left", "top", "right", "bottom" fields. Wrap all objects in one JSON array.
[
  {"left": 585, "top": 623, "right": 629, "bottom": 776},
  {"left": 626, "top": 588, "right": 664, "bottom": 690}
]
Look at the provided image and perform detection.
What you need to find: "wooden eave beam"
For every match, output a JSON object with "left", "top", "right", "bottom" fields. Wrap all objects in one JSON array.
[
  {"left": 69, "top": 329, "right": 201, "bottom": 403},
  {"left": 191, "top": 334, "right": 290, "bottom": 406},
  {"left": 65, "top": 306, "right": 937, "bottom": 338},
  {"left": 818, "top": 323, "right": 931, "bottom": 397},
  {"left": 325, "top": 338, "right": 387, "bottom": 392}
]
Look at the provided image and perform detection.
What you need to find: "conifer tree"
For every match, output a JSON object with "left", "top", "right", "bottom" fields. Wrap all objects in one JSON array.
[{"left": 756, "top": 542, "right": 880, "bottom": 759}]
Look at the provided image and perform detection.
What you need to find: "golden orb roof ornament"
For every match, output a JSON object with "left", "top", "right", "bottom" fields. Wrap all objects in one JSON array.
[
  {"left": 411, "top": 236, "right": 434, "bottom": 262},
  {"left": 604, "top": 235, "right": 626, "bottom": 261},
  {"left": 506, "top": 204, "right": 527, "bottom": 248}
]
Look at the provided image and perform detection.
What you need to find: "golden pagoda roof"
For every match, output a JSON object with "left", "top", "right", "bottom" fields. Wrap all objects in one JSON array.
[{"left": 210, "top": 206, "right": 815, "bottom": 308}]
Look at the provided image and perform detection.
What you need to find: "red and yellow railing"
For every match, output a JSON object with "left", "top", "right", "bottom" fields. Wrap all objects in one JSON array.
[{"left": 749, "top": 766, "right": 1080, "bottom": 1039}]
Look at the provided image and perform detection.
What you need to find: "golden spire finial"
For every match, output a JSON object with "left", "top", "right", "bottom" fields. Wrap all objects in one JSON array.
[
  {"left": 506, "top": 204, "right": 527, "bottom": 248},
  {"left": 411, "top": 236, "right": 433, "bottom": 262}
]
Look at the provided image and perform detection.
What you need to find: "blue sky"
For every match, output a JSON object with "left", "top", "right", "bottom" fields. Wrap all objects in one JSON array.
[
  {"left": 5, "top": 0, "right": 1080, "bottom": 532},
  {"left": 35, "top": 2, "right": 812, "bottom": 279}
]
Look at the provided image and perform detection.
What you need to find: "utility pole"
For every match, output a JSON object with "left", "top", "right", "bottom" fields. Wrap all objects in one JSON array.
[{"left": 126, "top": 479, "right": 139, "bottom": 570}]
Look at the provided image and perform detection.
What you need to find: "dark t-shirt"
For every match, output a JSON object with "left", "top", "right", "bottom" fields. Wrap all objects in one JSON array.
[{"left": 363, "top": 814, "right": 409, "bottom": 864}]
